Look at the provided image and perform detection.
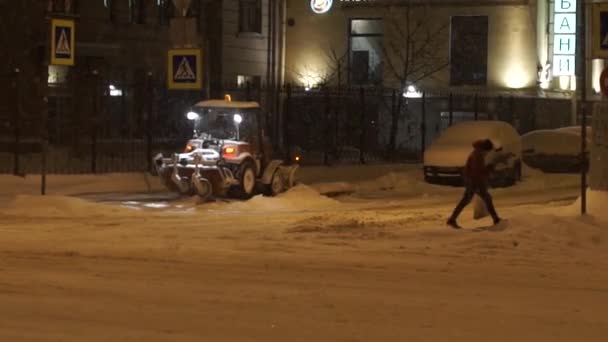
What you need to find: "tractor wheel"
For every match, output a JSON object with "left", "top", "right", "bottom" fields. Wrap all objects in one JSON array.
[
  {"left": 191, "top": 176, "right": 212, "bottom": 201},
  {"left": 264, "top": 170, "right": 284, "bottom": 196},
  {"left": 233, "top": 162, "right": 256, "bottom": 199}
]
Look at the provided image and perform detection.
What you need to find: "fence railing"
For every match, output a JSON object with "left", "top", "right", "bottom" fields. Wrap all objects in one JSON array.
[{"left": 0, "top": 74, "right": 575, "bottom": 176}]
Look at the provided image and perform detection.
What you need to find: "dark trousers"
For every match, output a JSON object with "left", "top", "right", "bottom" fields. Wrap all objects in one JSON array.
[{"left": 449, "top": 183, "right": 499, "bottom": 221}]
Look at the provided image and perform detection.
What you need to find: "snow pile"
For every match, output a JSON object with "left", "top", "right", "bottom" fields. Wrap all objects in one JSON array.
[
  {"left": 217, "top": 184, "right": 341, "bottom": 212},
  {"left": 444, "top": 212, "right": 606, "bottom": 259},
  {"left": 0, "top": 173, "right": 163, "bottom": 196},
  {"left": 297, "top": 164, "right": 410, "bottom": 185},
  {"left": 356, "top": 171, "right": 452, "bottom": 197},
  {"left": 566, "top": 190, "right": 608, "bottom": 221},
  {"left": 1, "top": 195, "right": 139, "bottom": 218},
  {"left": 310, "top": 169, "right": 443, "bottom": 198},
  {"left": 311, "top": 182, "right": 356, "bottom": 196}
]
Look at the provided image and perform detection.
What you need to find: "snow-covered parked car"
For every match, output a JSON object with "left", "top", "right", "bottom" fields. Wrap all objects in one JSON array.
[
  {"left": 423, "top": 120, "right": 522, "bottom": 186},
  {"left": 522, "top": 127, "right": 591, "bottom": 173}
]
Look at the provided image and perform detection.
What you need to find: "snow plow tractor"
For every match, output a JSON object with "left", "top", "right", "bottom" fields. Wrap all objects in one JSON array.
[{"left": 153, "top": 97, "right": 299, "bottom": 200}]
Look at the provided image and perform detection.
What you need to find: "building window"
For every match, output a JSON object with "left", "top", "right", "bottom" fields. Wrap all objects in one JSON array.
[
  {"left": 129, "top": 0, "right": 136, "bottom": 23},
  {"left": 239, "top": 0, "right": 262, "bottom": 33},
  {"left": 104, "top": 0, "right": 115, "bottom": 22},
  {"left": 158, "top": 0, "right": 172, "bottom": 26},
  {"left": 349, "top": 18, "right": 383, "bottom": 85},
  {"left": 48, "top": 0, "right": 78, "bottom": 14},
  {"left": 450, "top": 16, "right": 488, "bottom": 86}
]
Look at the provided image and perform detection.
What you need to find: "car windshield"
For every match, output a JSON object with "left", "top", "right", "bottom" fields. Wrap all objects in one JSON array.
[
  {"left": 195, "top": 108, "right": 256, "bottom": 140},
  {"left": 435, "top": 122, "right": 500, "bottom": 145}
]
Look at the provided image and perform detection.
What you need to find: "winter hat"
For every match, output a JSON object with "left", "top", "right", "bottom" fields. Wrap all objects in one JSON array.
[{"left": 481, "top": 139, "right": 494, "bottom": 151}]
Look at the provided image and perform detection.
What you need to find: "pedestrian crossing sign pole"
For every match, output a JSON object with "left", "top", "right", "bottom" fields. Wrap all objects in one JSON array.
[
  {"left": 593, "top": 4, "right": 608, "bottom": 58},
  {"left": 167, "top": 48, "right": 202, "bottom": 90},
  {"left": 50, "top": 18, "right": 75, "bottom": 66}
]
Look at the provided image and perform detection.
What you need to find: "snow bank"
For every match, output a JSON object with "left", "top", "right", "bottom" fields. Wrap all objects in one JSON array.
[
  {"left": 566, "top": 190, "right": 608, "bottom": 221},
  {"left": 214, "top": 185, "right": 341, "bottom": 212},
  {"left": 0, "top": 173, "right": 163, "bottom": 196},
  {"left": 297, "top": 164, "right": 413, "bottom": 185},
  {"left": 310, "top": 169, "right": 458, "bottom": 199},
  {"left": 1, "top": 195, "right": 139, "bottom": 218}
]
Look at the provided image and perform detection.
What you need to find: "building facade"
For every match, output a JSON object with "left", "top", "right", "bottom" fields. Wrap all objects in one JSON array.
[
  {"left": 283, "top": 0, "right": 603, "bottom": 97},
  {"left": 1, "top": 0, "right": 281, "bottom": 141}
]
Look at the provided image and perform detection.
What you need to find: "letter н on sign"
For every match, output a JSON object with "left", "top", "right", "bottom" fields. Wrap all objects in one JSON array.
[{"left": 554, "top": 34, "right": 576, "bottom": 54}]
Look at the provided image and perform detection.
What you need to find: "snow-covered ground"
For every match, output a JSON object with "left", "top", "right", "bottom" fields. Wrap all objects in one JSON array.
[{"left": 1, "top": 165, "right": 607, "bottom": 341}]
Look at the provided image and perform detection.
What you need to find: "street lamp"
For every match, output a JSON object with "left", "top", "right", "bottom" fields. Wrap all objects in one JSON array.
[{"left": 233, "top": 114, "right": 242, "bottom": 140}]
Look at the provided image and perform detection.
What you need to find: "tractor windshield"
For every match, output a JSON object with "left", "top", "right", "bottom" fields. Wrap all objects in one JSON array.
[{"left": 195, "top": 108, "right": 256, "bottom": 141}]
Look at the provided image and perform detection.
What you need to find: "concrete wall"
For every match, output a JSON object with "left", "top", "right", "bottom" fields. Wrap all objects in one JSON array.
[{"left": 284, "top": 0, "right": 538, "bottom": 91}]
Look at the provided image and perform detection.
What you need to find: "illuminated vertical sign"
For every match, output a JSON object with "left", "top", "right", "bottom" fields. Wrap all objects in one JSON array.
[{"left": 553, "top": 0, "right": 577, "bottom": 76}]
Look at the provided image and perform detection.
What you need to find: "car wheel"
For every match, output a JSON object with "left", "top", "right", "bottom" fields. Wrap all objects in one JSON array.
[
  {"left": 233, "top": 162, "right": 256, "bottom": 199},
  {"left": 264, "top": 170, "right": 284, "bottom": 196}
]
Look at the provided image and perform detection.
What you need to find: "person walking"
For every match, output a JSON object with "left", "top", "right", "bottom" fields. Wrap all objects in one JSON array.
[{"left": 447, "top": 139, "right": 502, "bottom": 229}]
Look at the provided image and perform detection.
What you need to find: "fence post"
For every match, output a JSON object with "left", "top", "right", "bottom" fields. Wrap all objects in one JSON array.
[
  {"left": 323, "top": 86, "right": 331, "bottom": 166},
  {"left": 359, "top": 87, "right": 366, "bottom": 164},
  {"left": 389, "top": 88, "right": 397, "bottom": 156},
  {"left": 474, "top": 94, "right": 479, "bottom": 121},
  {"left": 146, "top": 72, "right": 153, "bottom": 173},
  {"left": 510, "top": 95, "right": 516, "bottom": 130},
  {"left": 91, "top": 70, "right": 99, "bottom": 174},
  {"left": 246, "top": 81, "right": 251, "bottom": 101},
  {"left": 283, "top": 83, "right": 291, "bottom": 163},
  {"left": 421, "top": 92, "right": 426, "bottom": 162},
  {"left": 13, "top": 68, "right": 21, "bottom": 176},
  {"left": 448, "top": 93, "right": 453, "bottom": 126},
  {"left": 39, "top": 13, "right": 52, "bottom": 194},
  {"left": 496, "top": 95, "right": 502, "bottom": 121}
]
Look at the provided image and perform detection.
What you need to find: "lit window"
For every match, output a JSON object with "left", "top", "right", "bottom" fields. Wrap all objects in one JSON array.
[{"left": 349, "top": 18, "right": 383, "bottom": 85}]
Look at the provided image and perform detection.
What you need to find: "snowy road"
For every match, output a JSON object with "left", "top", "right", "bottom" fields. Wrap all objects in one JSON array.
[{"left": 1, "top": 165, "right": 607, "bottom": 341}]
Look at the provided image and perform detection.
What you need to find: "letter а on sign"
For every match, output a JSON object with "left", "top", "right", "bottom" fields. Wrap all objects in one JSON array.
[{"left": 555, "top": 14, "right": 577, "bottom": 34}]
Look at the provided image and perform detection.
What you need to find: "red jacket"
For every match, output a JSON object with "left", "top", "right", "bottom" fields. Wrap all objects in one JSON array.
[{"left": 464, "top": 140, "right": 491, "bottom": 185}]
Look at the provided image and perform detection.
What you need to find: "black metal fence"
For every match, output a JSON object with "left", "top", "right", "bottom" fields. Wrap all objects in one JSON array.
[{"left": 0, "top": 71, "right": 574, "bottom": 175}]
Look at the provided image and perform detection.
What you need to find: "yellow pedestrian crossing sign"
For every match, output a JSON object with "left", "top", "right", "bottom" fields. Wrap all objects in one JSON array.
[
  {"left": 168, "top": 49, "right": 202, "bottom": 90},
  {"left": 51, "top": 19, "right": 75, "bottom": 66}
]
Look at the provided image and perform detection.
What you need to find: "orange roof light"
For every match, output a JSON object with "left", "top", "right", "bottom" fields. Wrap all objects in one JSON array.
[{"left": 224, "top": 94, "right": 232, "bottom": 102}]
